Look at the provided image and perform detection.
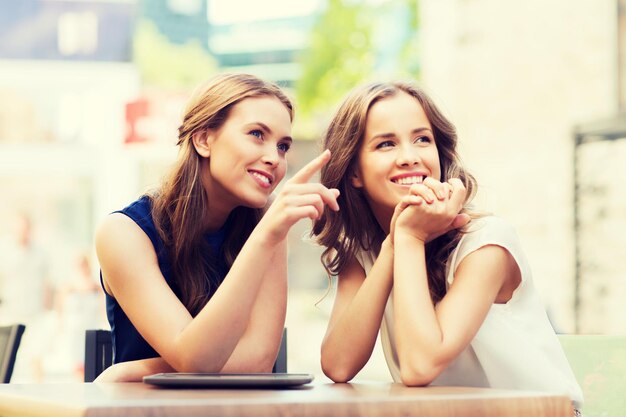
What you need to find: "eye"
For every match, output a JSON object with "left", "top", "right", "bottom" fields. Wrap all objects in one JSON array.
[
  {"left": 249, "top": 129, "right": 264, "bottom": 140},
  {"left": 277, "top": 142, "right": 291, "bottom": 154},
  {"left": 414, "top": 135, "right": 432, "bottom": 144},
  {"left": 376, "top": 140, "right": 395, "bottom": 149}
]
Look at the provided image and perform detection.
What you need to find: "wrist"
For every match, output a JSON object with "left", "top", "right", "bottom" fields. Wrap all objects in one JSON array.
[
  {"left": 394, "top": 231, "right": 427, "bottom": 247},
  {"left": 248, "top": 225, "right": 285, "bottom": 247}
]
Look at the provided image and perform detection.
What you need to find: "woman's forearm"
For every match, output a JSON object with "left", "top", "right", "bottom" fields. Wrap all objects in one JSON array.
[
  {"left": 173, "top": 231, "right": 287, "bottom": 372},
  {"left": 220, "top": 240, "right": 288, "bottom": 372},
  {"left": 393, "top": 233, "right": 444, "bottom": 384},
  {"left": 94, "top": 357, "right": 175, "bottom": 383},
  {"left": 321, "top": 241, "right": 394, "bottom": 382}
]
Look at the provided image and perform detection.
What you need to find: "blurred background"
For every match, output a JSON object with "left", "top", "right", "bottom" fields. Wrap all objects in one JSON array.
[{"left": 0, "top": 0, "right": 624, "bottom": 384}]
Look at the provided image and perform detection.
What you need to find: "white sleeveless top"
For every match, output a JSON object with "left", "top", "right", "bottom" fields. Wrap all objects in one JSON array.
[{"left": 355, "top": 216, "right": 583, "bottom": 407}]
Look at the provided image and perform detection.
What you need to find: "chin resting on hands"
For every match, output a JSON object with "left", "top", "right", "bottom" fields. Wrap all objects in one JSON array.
[{"left": 393, "top": 177, "right": 467, "bottom": 242}]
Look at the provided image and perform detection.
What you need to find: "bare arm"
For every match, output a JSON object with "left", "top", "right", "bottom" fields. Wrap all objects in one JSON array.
[
  {"left": 392, "top": 179, "right": 521, "bottom": 386},
  {"left": 97, "top": 231, "right": 287, "bottom": 381},
  {"left": 95, "top": 357, "right": 175, "bottom": 383},
  {"left": 321, "top": 239, "right": 393, "bottom": 383},
  {"left": 394, "top": 236, "right": 519, "bottom": 385},
  {"left": 220, "top": 238, "right": 288, "bottom": 372},
  {"left": 96, "top": 216, "right": 286, "bottom": 375}
]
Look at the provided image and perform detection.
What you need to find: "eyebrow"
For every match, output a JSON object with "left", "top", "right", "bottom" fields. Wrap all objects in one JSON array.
[
  {"left": 368, "top": 127, "right": 433, "bottom": 143},
  {"left": 248, "top": 122, "right": 293, "bottom": 143}
]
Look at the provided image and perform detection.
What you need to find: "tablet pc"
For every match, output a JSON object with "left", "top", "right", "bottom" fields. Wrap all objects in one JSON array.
[{"left": 143, "top": 372, "right": 314, "bottom": 388}]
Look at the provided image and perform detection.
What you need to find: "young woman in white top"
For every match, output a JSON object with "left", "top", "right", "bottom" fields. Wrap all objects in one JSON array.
[{"left": 312, "top": 81, "right": 583, "bottom": 415}]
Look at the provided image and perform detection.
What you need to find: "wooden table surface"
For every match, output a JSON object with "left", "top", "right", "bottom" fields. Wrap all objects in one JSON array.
[{"left": 0, "top": 381, "right": 573, "bottom": 417}]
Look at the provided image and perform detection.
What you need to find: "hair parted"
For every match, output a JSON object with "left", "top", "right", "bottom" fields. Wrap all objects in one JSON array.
[
  {"left": 312, "top": 80, "right": 478, "bottom": 302},
  {"left": 150, "top": 73, "right": 293, "bottom": 316}
]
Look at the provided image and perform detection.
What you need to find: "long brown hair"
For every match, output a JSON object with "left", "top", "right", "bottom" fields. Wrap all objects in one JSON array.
[
  {"left": 150, "top": 73, "right": 293, "bottom": 316},
  {"left": 312, "top": 81, "right": 477, "bottom": 302}
]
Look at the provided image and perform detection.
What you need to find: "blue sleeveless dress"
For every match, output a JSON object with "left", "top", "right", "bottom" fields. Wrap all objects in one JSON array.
[{"left": 101, "top": 195, "right": 227, "bottom": 363}]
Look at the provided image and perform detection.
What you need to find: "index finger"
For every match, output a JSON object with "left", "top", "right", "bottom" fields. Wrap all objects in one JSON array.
[{"left": 289, "top": 149, "right": 331, "bottom": 184}]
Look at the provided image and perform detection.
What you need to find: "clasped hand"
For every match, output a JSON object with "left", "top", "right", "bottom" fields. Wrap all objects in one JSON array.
[{"left": 391, "top": 177, "right": 468, "bottom": 243}]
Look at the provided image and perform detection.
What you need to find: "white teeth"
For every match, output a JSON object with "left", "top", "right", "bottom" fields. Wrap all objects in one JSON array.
[
  {"left": 394, "top": 176, "right": 424, "bottom": 185},
  {"left": 251, "top": 172, "right": 270, "bottom": 184}
]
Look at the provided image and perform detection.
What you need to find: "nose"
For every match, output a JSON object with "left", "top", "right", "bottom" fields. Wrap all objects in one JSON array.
[
  {"left": 261, "top": 145, "right": 280, "bottom": 167},
  {"left": 396, "top": 143, "right": 421, "bottom": 167}
]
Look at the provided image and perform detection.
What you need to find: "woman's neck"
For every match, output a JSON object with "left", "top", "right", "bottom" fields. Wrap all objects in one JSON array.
[
  {"left": 204, "top": 207, "right": 231, "bottom": 233},
  {"left": 371, "top": 205, "right": 393, "bottom": 235},
  {"left": 199, "top": 160, "right": 236, "bottom": 233}
]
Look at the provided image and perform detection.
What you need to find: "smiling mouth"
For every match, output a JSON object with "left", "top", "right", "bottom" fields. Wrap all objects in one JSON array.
[
  {"left": 391, "top": 175, "right": 425, "bottom": 186},
  {"left": 249, "top": 171, "right": 272, "bottom": 186}
]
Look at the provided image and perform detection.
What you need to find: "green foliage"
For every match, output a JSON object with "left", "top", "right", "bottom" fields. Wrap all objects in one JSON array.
[
  {"left": 295, "top": 0, "right": 422, "bottom": 136},
  {"left": 398, "top": 0, "right": 421, "bottom": 77},
  {"left": 296, "top": 0, "right": 376, "bottom": 118},
  {"left": 133, "top": 20, "right": 217, "bottom": 89}
]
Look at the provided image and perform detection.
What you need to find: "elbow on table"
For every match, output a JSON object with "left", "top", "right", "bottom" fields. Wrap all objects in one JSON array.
[
  {"left": 175, "top": 354, "right": 221, "bottom": 374},
  {"left": 399, "top": 359, "right": 444, "bottom": 387},
  {"left": 321, "top": 357, "right": 356, "bottom": 383},
  {"left": 252, "top": 349, "right": 279, "bottom": 373},
  {"left": 177, "top": 353, "right": 274, "bottom": 374},
  {"left": 322, "top": 367, "right": 354, "bottom": 384},
  {"left": 173, "top": 340, "right": 278, "bottom": 373}
]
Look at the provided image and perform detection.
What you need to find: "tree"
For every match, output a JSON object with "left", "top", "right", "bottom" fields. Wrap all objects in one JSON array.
[
  {"left": 296, "top": 0, "right": 421, "bottom": 137},
  {"left": 296, "top": 0, "right": 376, "bottom": 118}
]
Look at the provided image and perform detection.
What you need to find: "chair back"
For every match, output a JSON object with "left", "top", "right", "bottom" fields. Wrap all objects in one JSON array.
[
  {"left": 85, "top": 327, "right": 288, "bottom": 381},
  {"left": 559, "top": 334, "right": 626, "bottom": 417},
  {"left": 272, "top": 328, "right": 287, "bottom": 373},
  {"left": 0, "top": 324, "right": 25, "bottom": 383},
  {"left": 84, "top": 329, "right": 113, "bottom": 382}
]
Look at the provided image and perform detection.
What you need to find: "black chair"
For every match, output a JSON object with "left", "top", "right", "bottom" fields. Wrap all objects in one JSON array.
[
  {"left": 84, "top": 329, "right": 113, "bottom": 382},
  {"left": 84, "top": 328, "right": 288, "bottom": 382},
  {"left": 0, "top": 324, "right": 26, "bottom": 383},
  {"left": 273, "top": 328, "right": 287, "bottom": 373}
]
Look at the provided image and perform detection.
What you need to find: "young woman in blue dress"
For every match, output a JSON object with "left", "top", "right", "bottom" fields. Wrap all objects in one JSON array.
[{"left": 95, "top": 73, "right": 339, "bottom": 382}]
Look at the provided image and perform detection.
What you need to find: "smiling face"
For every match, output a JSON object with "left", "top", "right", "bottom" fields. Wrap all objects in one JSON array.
[
  {"left": 352, "top": 91, "right": 441, "bottom": 230},
  {"left": 196, "top": 95, "right": 292, "bottom": 220}
]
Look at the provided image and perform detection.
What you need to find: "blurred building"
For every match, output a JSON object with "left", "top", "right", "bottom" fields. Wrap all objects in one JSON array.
[
  {"left": 0, "top": 0, "right": 139, "bottom": 381},
  {"left": 0, "top": 0, "right": 140, "bottom": 228},
  {"left": 572, "top": 0, "right": 626, "bottom": 334},
  {"left": 0, "top": 0, "right": 135, "bottom": 61},
  {"left": 207, "top": 1, "right": 321, "bottom": 87},
  {"left": 418, "top": 0, "right": 625, "bottom": 333},
  {"left": 141, "top": 0, "right": 208, "bottom": 48}
]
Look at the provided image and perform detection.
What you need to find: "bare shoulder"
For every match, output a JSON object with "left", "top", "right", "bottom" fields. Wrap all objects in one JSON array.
[
  {"left": 463, "top": 215, "right": 522, "bottom": 283},
  {"left": 454, "top": 242, "right": 521, "bottom": 302},
  {"left": 95, "top": 212, "right": 151, "bottom": 252},
  {"left": 96, "top": 213, "right": 159, "bottom": 295},
  {"left": 460, "top": 244, "right": 516, "bottom": 271}
]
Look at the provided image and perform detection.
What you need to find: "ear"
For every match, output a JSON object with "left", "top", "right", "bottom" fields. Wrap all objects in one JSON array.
[
  {"left": 191, "top": 130, "right": 213, "bottom": 158},
  {"left": 351, "top": 169, "right": 364, "bottom": 188}
]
